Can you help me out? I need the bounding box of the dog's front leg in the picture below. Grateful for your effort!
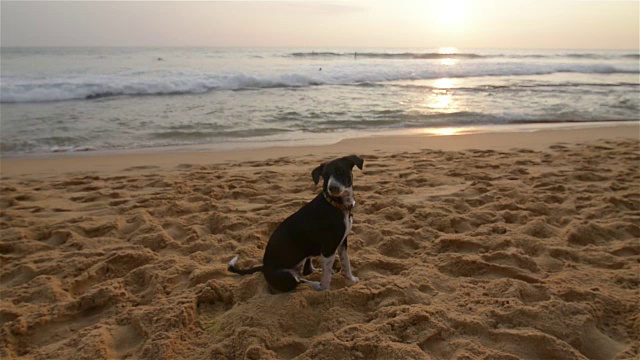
[319,254,336,290]
[339,239,359,282]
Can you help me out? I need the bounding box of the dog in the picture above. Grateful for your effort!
[228,155,364,292]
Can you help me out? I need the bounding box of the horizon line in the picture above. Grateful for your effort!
[1,45,639,52]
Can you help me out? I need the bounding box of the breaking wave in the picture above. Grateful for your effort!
[2,63,637,103]
[289,52,483,59]
[289,51,640,60]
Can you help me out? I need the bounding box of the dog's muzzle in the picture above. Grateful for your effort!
[327,177,356,209]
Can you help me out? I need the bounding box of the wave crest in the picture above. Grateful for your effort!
[290,52,483,59]
[2,64,637,103]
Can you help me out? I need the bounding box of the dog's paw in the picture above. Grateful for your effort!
[308,281,323,291]
[347,275,359,283]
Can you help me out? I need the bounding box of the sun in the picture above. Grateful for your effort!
[437,0,466,30]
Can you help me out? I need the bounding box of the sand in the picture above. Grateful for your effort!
[1,125,639,359]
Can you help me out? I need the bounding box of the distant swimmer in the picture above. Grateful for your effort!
[157,57,164,61]
[319,68,322,71]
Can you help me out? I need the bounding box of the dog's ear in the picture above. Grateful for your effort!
[311,163,325,185]
[344,155,364,170]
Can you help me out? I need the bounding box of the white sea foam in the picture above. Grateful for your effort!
[1,47,638,153]
[1,61,636,103]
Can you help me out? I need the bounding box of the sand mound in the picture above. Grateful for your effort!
[1,138,639,359]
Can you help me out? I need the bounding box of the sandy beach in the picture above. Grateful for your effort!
[1,124,639,359]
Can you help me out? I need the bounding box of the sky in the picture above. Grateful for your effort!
[1,0,639,49]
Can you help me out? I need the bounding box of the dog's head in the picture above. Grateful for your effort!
[312,155,364,209]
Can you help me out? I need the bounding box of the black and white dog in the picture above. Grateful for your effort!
[228,155,364,292]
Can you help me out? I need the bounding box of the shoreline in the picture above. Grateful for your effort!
[1,121,638,178]
[2,120,637,160]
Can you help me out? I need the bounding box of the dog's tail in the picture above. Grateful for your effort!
[228,256,263,275]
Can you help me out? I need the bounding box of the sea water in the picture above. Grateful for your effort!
[1,47,638,153]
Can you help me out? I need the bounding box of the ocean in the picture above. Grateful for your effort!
[1,47,638,154]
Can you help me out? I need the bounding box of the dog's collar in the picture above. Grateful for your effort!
[323,191,353,212]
